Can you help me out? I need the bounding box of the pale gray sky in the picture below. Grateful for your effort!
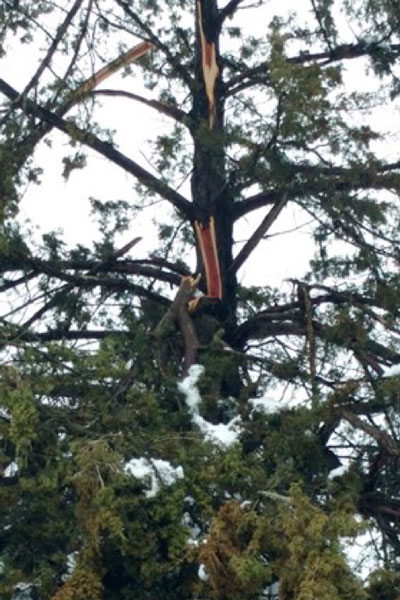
[3,0,398,290]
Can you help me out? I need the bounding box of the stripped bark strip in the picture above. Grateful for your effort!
[197,1,219,128]
[73,41,154,98]
[194,217,222,299]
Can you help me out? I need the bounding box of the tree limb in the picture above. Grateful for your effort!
[225,42,400,94]
[114,0,194,90]
[233,303,400,364]
[0,257,181,286]
[153,275,200,374]
[342,410,400,457]
[29,267,171,305]
[14,0,85,101]
[0,328,129,344]
[0,78,194,219]
[219,0,247,24]
[87,89,189,125]
[233,167,400,219]
[0,271,38,293]
[230,193,288,273]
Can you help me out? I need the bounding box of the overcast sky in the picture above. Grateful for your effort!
[3,0,398,290]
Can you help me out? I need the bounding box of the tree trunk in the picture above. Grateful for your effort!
[191,0,237,328]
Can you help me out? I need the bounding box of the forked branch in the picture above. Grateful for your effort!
[153,276,201,373]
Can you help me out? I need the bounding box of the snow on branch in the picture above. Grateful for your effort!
[178,364,242,447]
[124,457,184,498]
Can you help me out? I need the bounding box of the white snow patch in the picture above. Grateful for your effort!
[249,396,289,415]
[260,581,279,599]
[382,363,400,378]
[124,457,184,498]
[194,414,242,447]
[125,457,151,479]
[0,406,10,420]
[178,364,205,412]
[182,511,201,544]
[66,552,78,573]
[328,464,349,480]
[13,582,33,600]
[198,563,210,582]
[178,365,242,447]
[4,461,18,478]
[61,552,78,582]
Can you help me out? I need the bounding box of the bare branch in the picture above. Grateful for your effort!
[219,0,248,23]
[230,193,288,273]
[87,89,189,124]
[233,299,400,364]
[109,236,142,261]
[0,327,129,344]
[310,0,334,50]
[0,255,183,286]
[55,0,94,101]
[0,271,38,293]
[20,0,85,100]
[31,266,171,305]
[342,410,400,457]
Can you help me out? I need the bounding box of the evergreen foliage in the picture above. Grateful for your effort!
[0,1,400,598]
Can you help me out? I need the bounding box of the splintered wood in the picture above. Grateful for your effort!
[197,1,219,128]
[73,41,154,99]
[194,217,222,299]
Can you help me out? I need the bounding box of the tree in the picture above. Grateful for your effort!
[0,0,400,598]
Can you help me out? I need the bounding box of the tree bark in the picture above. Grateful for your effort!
[191,0,237,325]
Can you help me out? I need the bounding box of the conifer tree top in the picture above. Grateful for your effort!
[0,1,400,598]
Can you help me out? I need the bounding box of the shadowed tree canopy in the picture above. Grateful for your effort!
[1,1,400,598]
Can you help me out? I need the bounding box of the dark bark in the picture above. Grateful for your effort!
[190,0,237,325]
